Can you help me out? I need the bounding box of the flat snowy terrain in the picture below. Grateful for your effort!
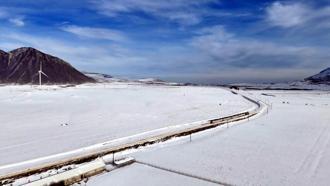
[0,83,251,174]
[89,90,330,186]
[89,163,218,186]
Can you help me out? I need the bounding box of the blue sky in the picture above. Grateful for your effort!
[0,0,329,83]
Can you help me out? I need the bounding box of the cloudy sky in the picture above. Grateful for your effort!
[0,0,329,83]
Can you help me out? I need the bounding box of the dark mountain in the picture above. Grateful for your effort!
[305,67,330,84]
[0,50,9,80]
[0,47,95,84]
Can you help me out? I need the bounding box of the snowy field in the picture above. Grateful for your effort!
[0,83,252,175]
[89,90,330,186]
[89,163,218,186]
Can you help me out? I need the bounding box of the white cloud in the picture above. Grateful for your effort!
[317,6,330,17]
[61,25,128,42]
[266,2,330,28]
[93,0,210,14]
[191,25,330,68]
[159,11,201,26]
[9,17,25,27]
[266,2,309,27]
[0,7,25,26]
[196,25,233,41]
[90,0,216,25]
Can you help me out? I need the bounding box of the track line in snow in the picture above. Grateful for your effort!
[295,122,330,178]
[135,160,232,186]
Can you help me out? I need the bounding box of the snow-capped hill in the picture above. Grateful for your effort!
[0,47,95,84]
[84,72,128,83]
[84,72,112,80]
[137,78,165,83]
[305,67,330,84]
[83,74,182,85]
[137,78,181,86]
[231,80,330,91]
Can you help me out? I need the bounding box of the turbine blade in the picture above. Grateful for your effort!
[41,71,48,78]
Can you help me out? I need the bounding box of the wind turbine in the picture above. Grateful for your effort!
[38,61,48,87]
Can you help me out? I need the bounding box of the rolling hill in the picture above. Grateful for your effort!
[0,47,95,84]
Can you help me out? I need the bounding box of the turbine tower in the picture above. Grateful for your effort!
[38,61,48,86]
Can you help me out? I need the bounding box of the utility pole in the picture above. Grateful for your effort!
[219,103,221,116]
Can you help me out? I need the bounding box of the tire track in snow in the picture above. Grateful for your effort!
[135,160,232,186]
[310,124,330,178]
[295,123,330,178]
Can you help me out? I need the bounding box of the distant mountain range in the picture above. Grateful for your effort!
[0,47,95,84]
[84,72,182,86]
[305,67,330,85]
[229,67,330,91]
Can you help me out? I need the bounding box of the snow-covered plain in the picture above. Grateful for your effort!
[89,163,218,186]
[89,90,330,186]
[0,83,251,175]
